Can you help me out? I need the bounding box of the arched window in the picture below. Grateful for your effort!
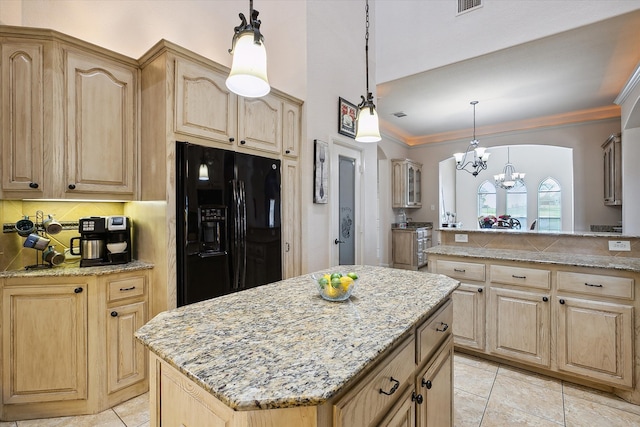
[477,181,496,227]
[537,178,561,231]
[506,181,527,227]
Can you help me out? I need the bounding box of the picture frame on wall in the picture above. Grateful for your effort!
[313,139,329,204]
[338,97,357,138]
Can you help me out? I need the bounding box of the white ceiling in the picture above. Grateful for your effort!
[375,8,640,146]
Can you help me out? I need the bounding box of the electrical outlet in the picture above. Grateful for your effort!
[608,240,631,251]
[455,234,468,243]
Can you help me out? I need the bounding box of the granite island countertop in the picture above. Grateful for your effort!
[135,265,459,411]
[0,259,154,278]
[426,245,640,272]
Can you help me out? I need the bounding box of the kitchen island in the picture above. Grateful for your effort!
[135,265,459,426]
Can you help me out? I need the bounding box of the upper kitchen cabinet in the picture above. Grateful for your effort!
[0,26,139,200]
[392,159,422,208]
[602,133,622,206]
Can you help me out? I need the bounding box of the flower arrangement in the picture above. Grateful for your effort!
[479,215,496,228]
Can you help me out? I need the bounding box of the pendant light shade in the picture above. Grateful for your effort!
[355,0,381,143]
[226,0,270,98]
[198,163,209,181]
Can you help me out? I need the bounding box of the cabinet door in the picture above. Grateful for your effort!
[2,284,88,404]
[557,296,633,388]
[282,159,301,278]
[391,161,405,208]
[282,100,301,158]
[416,336,453,427]
[407,164,416,206]
[1,40,45,195]
[237,94,282,154]
[392,231,416,269]
[175,58,237,144]
[64,48,137,197]
[107,301,147,393]
[377,387,416,427]
[452,283,485,351]
[488,287,550,367]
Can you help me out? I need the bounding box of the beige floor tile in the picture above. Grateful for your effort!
[498,364,563,392]
[564,393,640,427]
[481,403,564,426]
[454,387,486,427]
[112,392,150,427]
[562,381,640,416]
[1,422,17,427]
[454,353,500,374]
[486,375,564,424]
[454,360,497,399]
[16,410,124,427]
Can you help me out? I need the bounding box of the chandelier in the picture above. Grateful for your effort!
[354,0,381,143]
[225,0,270,98]
[494,147,525,189]
[453,101,490,176]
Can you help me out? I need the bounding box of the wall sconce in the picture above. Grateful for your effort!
[226,0,270,98]
[454,101,490,176]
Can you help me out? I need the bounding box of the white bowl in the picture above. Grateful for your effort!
[107,242,127,253]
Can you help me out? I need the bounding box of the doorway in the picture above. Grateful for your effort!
[331,142,362,266]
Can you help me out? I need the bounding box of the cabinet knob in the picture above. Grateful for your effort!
[29,182,39,189]
[240,140,246,145]
[229,137,235,142]
[411,391,424,404]
[542,296,549,302]
[478,288,483,293]
[285,149,291,154]
[421,379,432,389]
[111,311,118,317]
[559,299,566,305]
[74,287,83,293]
[68,184,76,190]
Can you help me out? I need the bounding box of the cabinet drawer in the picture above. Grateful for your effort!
[107,276,146,302]
[557,271,634,300]
[490,265,550,290]
[417,300,452,366]
[334,335,415,427]
[436,260,485,282]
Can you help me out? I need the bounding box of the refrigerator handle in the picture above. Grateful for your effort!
[238,180,247,289]
[231,179,240,290]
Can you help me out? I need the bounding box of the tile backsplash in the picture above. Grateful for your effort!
[0,200,124,271]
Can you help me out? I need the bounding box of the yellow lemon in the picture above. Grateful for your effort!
[339,276,354,293]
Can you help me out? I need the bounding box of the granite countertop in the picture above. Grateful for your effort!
[426,245,640,272]
[135,265,458,411]
[0,260,154,278]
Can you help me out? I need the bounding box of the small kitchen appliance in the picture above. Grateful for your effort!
[70,216,132,267]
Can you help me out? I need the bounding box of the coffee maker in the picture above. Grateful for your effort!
[70,216,132,267]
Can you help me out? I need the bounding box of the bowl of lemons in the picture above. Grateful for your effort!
[312,271,358,301]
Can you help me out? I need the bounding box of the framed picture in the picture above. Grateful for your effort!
[338,97,357,138]
[313,139,329,204]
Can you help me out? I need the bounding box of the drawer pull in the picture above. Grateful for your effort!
[478,288,483,293]
[379,377,399,396]
[120,286,136,291]
[559,299,566,305]
[111,311,118,317]
[584,282,604,288]
[421,379,432,389]
[411,391,423,404]
[453,268,466,273]
[542,296,549,302]
[74,287,83,293]
[436,322,449,332]
[512,275,527,279]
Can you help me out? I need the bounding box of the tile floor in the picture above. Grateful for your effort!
[455,352,640,426]
[4,352,640,426]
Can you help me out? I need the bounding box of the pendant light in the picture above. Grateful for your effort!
[453,101,490,176]
[226,0,270,98]
[494,147,525,189]
[355,0,381,143]
[198,163,209,181]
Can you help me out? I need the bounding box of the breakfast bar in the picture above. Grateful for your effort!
[135,265,459,426]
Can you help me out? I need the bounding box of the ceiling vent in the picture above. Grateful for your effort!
[392,111,407,118]
[457,0,482,14]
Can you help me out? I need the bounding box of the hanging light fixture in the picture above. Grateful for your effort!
[198,162,209,181]
[494,147,525,189]
[226,0,270,98]
[355,0,381,143]
[453,101,490,176]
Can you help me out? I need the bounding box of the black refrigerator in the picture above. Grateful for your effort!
[176,141,282,306]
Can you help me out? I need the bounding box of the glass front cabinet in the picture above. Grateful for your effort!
[392,159,423,208]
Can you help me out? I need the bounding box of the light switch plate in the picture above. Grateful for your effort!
[608,240,631,251]
[455,234,469,243]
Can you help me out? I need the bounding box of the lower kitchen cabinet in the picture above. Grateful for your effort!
[0,268,150,421]
[415,336,453,427]
[452,283,485,351]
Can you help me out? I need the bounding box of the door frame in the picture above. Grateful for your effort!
[330,139,363,266]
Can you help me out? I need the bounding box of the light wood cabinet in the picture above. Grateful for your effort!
[602,133,622,206]
[0,27,139,200]
[392,159,422,208]
[0,269,150,421]
[415,336,453,427]
[282,159,301,279]
[392,227,430,270]
[452,283,485,351]
[2,281,88,405]
[488,287,551,367]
